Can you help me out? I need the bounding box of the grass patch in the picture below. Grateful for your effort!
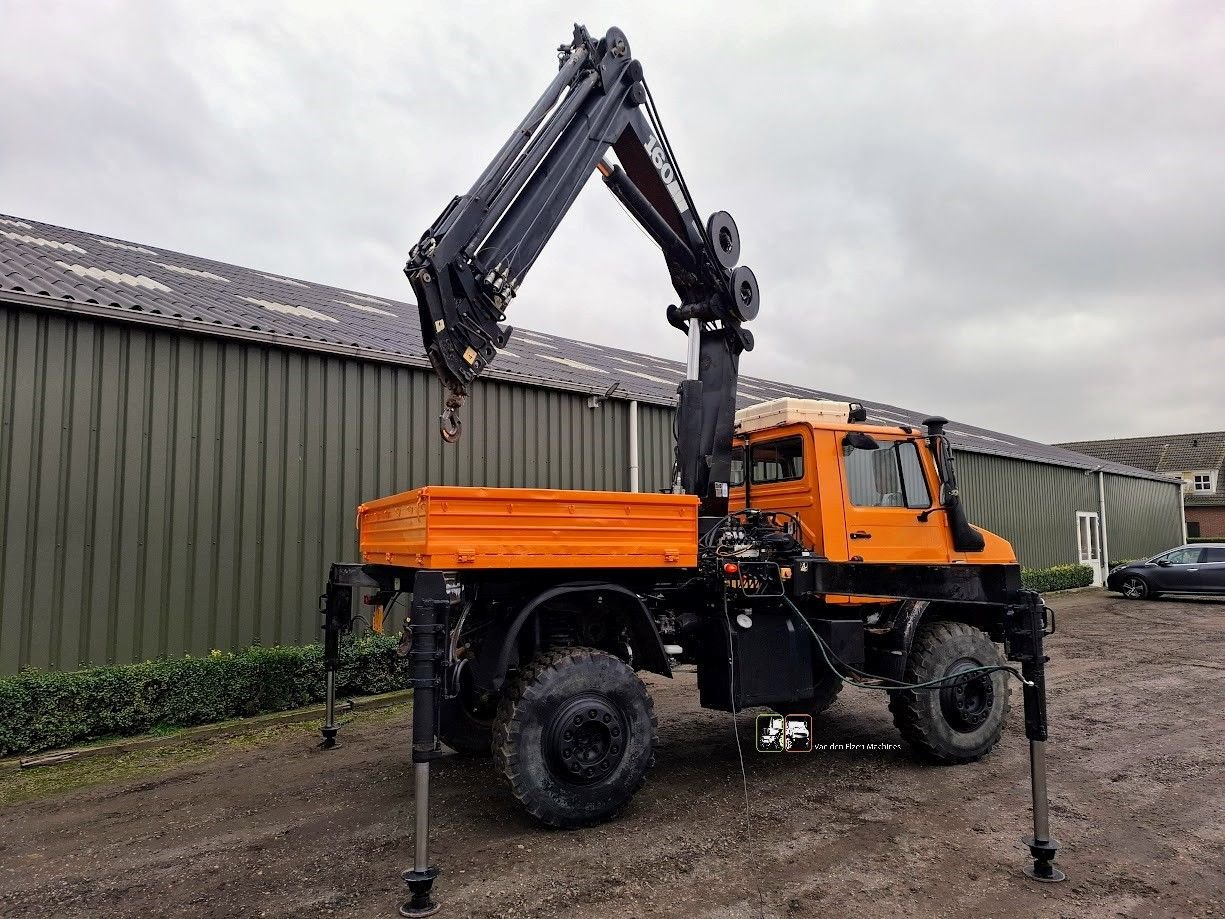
[0,701,410,807]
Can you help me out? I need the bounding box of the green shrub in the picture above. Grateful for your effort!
[0,634,407,757]
[1020,564,1095,593]
[1188,536,1218,543]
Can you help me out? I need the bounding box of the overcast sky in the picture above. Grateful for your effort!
[2,1,1221,443]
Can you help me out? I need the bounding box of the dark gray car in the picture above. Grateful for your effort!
[1106,543,1225,599]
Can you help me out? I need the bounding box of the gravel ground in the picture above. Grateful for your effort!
[1,588,1222,918]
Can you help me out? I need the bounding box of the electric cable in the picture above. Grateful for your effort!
[776,593,1034,692]
[721,592,767,919]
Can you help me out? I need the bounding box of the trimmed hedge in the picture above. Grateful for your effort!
[1020,563,1095,593]
[0,634,407,757]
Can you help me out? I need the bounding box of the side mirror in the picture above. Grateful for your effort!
[1156,559,1171,567]
[842,431,880,451]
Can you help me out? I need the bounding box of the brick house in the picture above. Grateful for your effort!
[1057,431,1225,539]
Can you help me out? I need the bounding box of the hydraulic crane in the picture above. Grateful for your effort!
[319,25,1065,917]
[404,24,758,517]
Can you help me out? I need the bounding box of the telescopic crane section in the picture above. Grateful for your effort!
[403,24,760,516]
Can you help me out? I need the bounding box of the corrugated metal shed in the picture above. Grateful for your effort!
[956,452,1183,569]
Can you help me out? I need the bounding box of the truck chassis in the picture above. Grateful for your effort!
[321,511,1065,915]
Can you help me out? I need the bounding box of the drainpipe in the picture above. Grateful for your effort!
[1181,481,1188,544]
[1097,470,1110,576]
[628,399,639,493]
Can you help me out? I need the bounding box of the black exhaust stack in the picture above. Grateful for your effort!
[923,417,985,553]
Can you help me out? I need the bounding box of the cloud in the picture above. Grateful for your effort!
[1,0,1221,442]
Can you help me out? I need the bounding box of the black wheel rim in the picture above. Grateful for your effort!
[940,658,995,733]
[1123,578,1146,599]
[546,694,628,785]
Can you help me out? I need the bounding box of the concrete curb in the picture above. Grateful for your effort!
[4,689,412,771]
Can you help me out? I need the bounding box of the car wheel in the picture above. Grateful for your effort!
[1121,576,1149,600]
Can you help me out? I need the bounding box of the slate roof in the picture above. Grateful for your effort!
[1058,432,1225,505]
[0,212,1174,483]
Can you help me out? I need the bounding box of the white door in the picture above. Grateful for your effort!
[1076,511,1102,586]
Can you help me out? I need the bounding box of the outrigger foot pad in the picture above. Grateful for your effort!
[318,726,339,750]
[1022,836,1066,883]
[399,867,441,917]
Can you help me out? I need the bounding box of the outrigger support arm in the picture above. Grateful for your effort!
[1004,590,1067,883]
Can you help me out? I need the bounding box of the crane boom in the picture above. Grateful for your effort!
[403,24,760,516]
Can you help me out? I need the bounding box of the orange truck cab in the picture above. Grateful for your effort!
[729,398,1016,569]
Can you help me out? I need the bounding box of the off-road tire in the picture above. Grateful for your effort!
[438,665,497,756]
[493,647,657,829]
[889,621,1011,764]
[1120,576,1150,600]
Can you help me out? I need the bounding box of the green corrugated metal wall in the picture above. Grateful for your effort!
[956,450,1182,569]
[1103,473,1185,564]
[0,308,672,672]
[0,305,1186,673]
[637,402,675,495]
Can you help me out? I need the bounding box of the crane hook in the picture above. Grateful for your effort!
[440,392,466,444]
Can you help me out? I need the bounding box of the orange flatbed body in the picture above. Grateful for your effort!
[358,486,700,569]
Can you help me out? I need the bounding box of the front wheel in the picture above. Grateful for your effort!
[1120,576,1149,600]
[493,647,657,828]
[888,621,1011,764]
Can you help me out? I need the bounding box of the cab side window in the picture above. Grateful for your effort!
[749,437,804,484]
[1203,547,1225,563]
[844,440,931,509]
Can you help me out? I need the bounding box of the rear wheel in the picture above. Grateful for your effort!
[1120,576,1149,600]
[493,647,657,828]
[889,621,1010,764]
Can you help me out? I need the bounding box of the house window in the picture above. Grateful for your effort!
[1193,473,1213,492]
[1188,522,1201,538]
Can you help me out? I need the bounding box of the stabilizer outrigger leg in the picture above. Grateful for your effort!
[318,564,368,749]
[1005,591,1067,883]
[399,570,451,917]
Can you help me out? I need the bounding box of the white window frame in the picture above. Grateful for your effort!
[1180,470,1217,493]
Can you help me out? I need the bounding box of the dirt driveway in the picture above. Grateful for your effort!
[1,589,1222,918]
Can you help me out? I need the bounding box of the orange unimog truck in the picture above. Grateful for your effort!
[318,25,1064,917]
